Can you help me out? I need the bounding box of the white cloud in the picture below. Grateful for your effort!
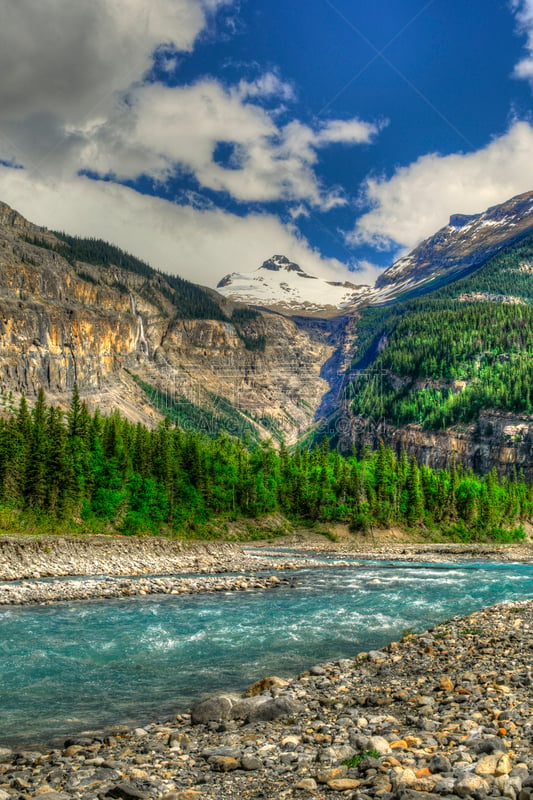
[0,0,381,211]
[316,119,383,145]
[0,167,369,287]
[350,121,533,250]
[236,72,296,102]
[71,80,380,209]
[511,0,533,83]
[0,0,228,169]
[0,0,383,287]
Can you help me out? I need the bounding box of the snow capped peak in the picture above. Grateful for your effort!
[217,255,373,315]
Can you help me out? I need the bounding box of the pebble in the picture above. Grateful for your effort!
[2,543,533,800]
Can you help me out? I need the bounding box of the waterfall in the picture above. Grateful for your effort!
[130,293,148,355]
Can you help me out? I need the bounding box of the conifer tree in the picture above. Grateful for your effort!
[406,456,424,525]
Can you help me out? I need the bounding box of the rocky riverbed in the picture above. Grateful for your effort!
[2,599,533,800]
[0,535,353,604]
[4,536,533,585]
[0,537,264,581]
[0,573,295,605]
[2,535,533,607]
[252,540,533,564]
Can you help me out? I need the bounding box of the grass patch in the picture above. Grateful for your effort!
[461,627,483,636]
[342,749,381,768]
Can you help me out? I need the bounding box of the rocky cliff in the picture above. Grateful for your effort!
[390,411,533,480]
[2,197,533,474]
[0,203,138,397]
[326,410,533,480]
[0,203,334,442]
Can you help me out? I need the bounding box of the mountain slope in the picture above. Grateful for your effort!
[0,203,337,443]
[217,254,372,315]
[320,231,533,476]
[2,191,533,476]
[217,192,533,315]
[374,189,533,301]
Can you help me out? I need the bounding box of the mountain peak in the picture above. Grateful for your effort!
[260,255,303,273]
[0,201,36,232]
[216,256,372,315]
[375,189,533,299]
[449,213,479,228]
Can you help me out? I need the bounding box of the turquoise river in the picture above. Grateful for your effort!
[1,559,532,746]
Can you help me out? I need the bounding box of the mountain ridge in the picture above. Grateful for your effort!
[0,191,532,477]
[0,202,339,444]
[319,226,533,477]
[373,189,533,301]
[215,191,533,315]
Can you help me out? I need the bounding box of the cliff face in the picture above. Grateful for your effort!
[0,208,138,398]
[145,312,334,441]
[392,413,533,479]
[332,411,533,480]
[0,203,333,441]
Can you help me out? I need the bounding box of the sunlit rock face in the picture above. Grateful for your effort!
[0,203,339,441]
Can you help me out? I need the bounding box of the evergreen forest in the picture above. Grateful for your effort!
[0,388,530,542]
[345,235,533,430]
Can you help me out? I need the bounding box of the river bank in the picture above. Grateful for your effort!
[1,533,533,605]
[0,537,263,581]
[1,599,532,800]
[0,535,351,605]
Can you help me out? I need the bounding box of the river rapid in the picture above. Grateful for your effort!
[1,559,533,747]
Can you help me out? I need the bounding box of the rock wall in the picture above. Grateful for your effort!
[0,203,334,441]
[336,410,533,479]
[154,313,332,442]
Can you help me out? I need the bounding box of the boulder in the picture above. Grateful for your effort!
[190,694,238,725]
[244,676,289,696]
[245,697,300,723]
[191,692,299,725]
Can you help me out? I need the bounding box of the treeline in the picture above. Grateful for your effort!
[0,389,530,541]
[347,234,533,430]
[27,232,228,321]
[25,232,267,347]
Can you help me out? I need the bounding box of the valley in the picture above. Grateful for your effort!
[3,5,533,800]
[0,203,337,444]
[0,188,532,492]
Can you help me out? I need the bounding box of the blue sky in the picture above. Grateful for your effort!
[0,0,533,288]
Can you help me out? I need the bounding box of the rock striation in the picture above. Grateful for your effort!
[333,410,533,480]
[0,204,334,442]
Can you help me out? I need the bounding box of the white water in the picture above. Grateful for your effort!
[1,560,532,746]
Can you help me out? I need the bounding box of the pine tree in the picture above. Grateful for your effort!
[24,389,48,509]
[406,456,424,526]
